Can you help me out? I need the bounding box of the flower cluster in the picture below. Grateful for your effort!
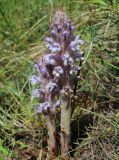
[30,10,84,114]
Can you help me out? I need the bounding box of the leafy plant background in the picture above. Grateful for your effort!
[0,0,119,159]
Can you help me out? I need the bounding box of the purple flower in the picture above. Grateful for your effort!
[53,66,63,77]
[70,65,81,75]
[44,54,56,66]
[70,25,74,32]
[51,30,56,36]
[43,102,51,110]
[36,102,51,113]
[75,35,84,44]
[62,30,70,38]
[62,54,69,66]
[70,35,83,51]
[34,63,47,77]
[62,54,74,66]
[57,25,62,32]
[72,51,83,62]
[32,89,41,99]
[36,105,43,113]
[45,37,61,52]
[63,21,70,28]
[46,81,57,92]
[45,37,53,43]
[29,75,40,85]
[48,42,61,52]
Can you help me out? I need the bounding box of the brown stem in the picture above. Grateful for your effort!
[45,115,56,159]
[61,96,71,159]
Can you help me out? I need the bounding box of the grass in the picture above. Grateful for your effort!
[0,0,119,159]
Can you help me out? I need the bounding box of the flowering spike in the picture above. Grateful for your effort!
[30,10,84,158]
[30,10,84,122]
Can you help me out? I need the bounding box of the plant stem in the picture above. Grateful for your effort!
[61,96,71,159]
[45,115,56,159]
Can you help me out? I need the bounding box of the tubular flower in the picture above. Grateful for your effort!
[29,75,40,85]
